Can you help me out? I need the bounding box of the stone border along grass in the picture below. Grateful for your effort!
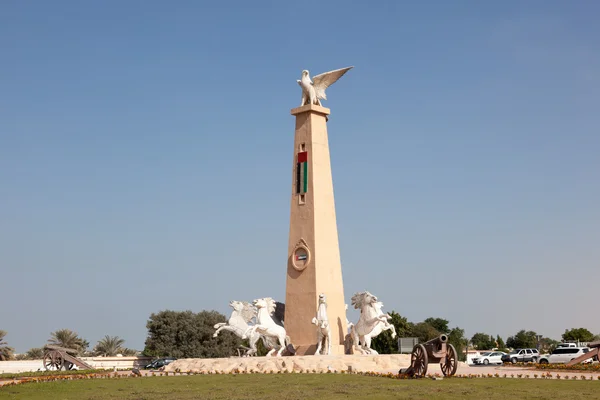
[1,371,118,387]
[0,368,131,380]
[2,368,600,388]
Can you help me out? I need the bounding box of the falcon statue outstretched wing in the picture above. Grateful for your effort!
[312,66,354,101]
[297,66,353,107]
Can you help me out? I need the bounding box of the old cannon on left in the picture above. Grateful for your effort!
[43,345,93,371]
[399,334,459,378]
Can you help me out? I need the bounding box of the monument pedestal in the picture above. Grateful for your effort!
[284,104,347,356]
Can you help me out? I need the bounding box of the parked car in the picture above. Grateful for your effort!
[538,347,591,364]
[472,351,507,365]
[501,348,540,364]
[470,352,491,365]
[144,358,177,369]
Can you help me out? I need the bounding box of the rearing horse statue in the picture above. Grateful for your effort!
[213,300,263,356]
[350,291,391,354]
[358,301,396,354]
[243,297,290,357]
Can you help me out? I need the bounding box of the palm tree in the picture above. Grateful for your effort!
[79,339,91,356]
[26,347,44,359]
[0,330,15,361]
[119,347,138,356]
[48,329,88,355]
[94,335,125,357]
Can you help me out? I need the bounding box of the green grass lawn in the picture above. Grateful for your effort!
[1,374,599,400]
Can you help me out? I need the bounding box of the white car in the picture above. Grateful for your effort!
[473,351,506,365]
[539,347,591,364]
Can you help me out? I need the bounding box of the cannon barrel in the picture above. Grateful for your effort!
[44,344,79,355]
[424,334,448,346]
[588,340,600,349]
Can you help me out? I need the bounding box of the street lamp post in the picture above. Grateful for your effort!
[536,334,543,351]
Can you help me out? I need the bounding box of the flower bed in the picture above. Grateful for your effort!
[0,368,123,380]
[535,363,600,372]
[359,370,600,381]
[1,371,127,387]
[501,361,600,372]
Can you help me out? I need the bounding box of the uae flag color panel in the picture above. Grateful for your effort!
[296,151,308,194]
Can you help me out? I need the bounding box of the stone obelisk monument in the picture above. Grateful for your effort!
[284,67,352,355]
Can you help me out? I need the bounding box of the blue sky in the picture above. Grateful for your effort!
[1,1,599,353]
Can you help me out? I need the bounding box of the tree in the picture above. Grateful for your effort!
[371,311,411,354]
[496,335,506,350]
[562,328,595,343]
[410,322,440,343]
[539,337,559,353]
[0,330,15,361]
[423,318,449,334]
[448,327,466,362]
[26,347,44,360]
[143,310,241,358]
[119,348,139,356]
[94,335,126,357]
[471,333,496,350]
[506,330,538,349]
[80,339,91,356]
[16,348,45,360]
[48,329,88,356]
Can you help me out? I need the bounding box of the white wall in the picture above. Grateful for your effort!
[0,360,44,373]
[0,357,152,373]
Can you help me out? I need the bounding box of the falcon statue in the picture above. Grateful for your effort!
[297,66,353,107]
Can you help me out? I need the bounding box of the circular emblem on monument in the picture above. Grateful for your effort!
[291,239,311,271]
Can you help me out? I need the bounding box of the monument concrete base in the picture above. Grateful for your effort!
[165,354,412,375]
[292,344,346,356]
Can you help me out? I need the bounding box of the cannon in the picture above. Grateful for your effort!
[43,345,93,371]
[399,334,458,378]
[566,340,600,366]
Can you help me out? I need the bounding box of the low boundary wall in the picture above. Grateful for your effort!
[0,357,152,373]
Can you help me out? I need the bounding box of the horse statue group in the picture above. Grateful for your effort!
[213,298,291,357]
[214,290,396,356]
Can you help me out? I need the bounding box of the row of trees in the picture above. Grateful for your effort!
[470,328,600,353]
[0,329,138,360]
[142,309,600,360]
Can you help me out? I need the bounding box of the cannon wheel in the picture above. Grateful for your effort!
[411,344,428,377]
[440,344,458,376]
[43,350,64,371]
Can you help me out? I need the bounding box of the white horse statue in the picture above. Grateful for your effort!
[350,291,391,355]
[358,301,396,354]
[244,297,290,357]
[213,300,282,357]
[311,293,331,355]
[213,300,260,356]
